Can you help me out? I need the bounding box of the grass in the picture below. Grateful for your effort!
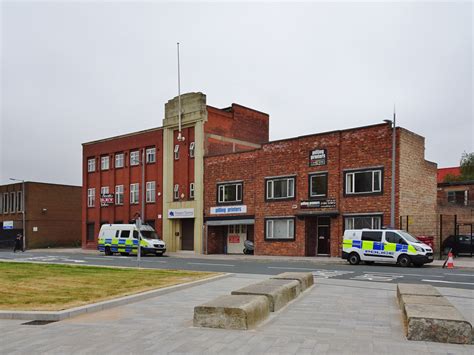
[0,262,218,311]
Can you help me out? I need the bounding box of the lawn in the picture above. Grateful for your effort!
[0,262,218,311]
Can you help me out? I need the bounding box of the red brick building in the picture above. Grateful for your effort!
[83,92,437,257]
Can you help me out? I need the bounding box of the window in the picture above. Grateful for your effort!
[115,153,124,168]
[265,218,295,240]
[86,223,95,242]
[361,231,382,242]
[447,191,468,206]
[146,181,156,203]
[190,183,195,199]
[385,231,407,244]
[101,156,109,170]
[133,231,139,239]
[174,184,179,200]
[115,185,124,205]
[120,230,130,238]
[309,173,328,198]
[87,158,95,172]
[174,145,180,160]
[345,169,382,195]
[146,147,156,163]
[344,215,382,230]
[189,142,195,158]
[10,192,16,213]
[130,151,140,166]
[87,188,95,207]
[130,183,139,204]
[17,191,23,212]
[266,177,295,200]
[2,193,8,214]
[218,182,242,203]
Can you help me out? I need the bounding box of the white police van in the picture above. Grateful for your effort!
[342,229,434,267]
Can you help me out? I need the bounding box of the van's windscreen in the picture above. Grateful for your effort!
[399,231,420,243]
[141,230,159,240]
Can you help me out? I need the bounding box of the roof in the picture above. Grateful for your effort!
[437,167,461,183]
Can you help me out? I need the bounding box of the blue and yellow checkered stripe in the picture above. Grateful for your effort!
[343,239,416,253]
[98,238,145,253]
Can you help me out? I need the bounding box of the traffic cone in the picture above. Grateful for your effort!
[447,251,454,269]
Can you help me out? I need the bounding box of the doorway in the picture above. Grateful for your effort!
[317,217,330,255]
[181,219,194,250]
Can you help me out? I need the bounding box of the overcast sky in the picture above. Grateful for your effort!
[1,1,472,186]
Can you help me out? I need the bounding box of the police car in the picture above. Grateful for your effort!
[97,224,166,256]
[342,229,434,267]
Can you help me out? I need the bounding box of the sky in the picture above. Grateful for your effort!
[1,0,472,186]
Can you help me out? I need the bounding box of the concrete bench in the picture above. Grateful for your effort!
[193,295,269,330]
[231,279,300,312]
[270,272,314,291]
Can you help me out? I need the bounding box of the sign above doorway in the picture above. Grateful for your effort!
[168,208,194,219]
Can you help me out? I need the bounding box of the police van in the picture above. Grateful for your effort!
[97,224,166,256]
[342,229,433,267]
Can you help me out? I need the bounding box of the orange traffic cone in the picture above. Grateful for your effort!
[447,251,454,269]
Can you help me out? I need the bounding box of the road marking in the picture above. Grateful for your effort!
[20,256,86,263]
[443,273,474,277]
[268,266,316,271]
[422,279,474,286]
[187,262,235,267]
[140,260,167,263]
[351,273,404,282]
[313,270,354,279]
[366,271,443,278]
[85,257,114,261]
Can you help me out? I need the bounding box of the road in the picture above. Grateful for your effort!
[1,249,473,290]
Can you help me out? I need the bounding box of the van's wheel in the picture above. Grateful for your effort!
[104,247,112,256]
[348,252,360,265]
[120,252,129,256]
[398,254,411,267]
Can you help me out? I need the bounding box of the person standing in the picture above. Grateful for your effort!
[13,233,24,253]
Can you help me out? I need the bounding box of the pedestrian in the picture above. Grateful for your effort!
[13,233,23,253]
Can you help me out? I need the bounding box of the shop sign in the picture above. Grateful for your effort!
[309,148,327,167]
[2,221,13,230]
[100,194,114,206]
[300,199,336,209]
[210,205,247,215]
[168,208,194,219]
[228,235,240,243]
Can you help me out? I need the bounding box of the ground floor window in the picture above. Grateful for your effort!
[265,218,295,240]
[86,223,95,242]
[344,215,382,230]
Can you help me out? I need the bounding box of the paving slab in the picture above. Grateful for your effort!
[231,279,300,311]
[193,294,269,330]
[399,294,453,310]
[270,272,314,291]
[397,283,441,302]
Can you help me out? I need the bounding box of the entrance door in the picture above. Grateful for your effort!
[316,217,330,255]
[227,225,247,254]
[181,219,194,250]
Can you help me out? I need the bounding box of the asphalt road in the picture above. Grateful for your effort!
[1,250,473,290]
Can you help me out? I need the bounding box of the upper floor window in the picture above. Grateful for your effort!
[266,176,295,200]
[115,153,124,168]
[115,185,124,205]
[190,182,195,200]
[130,183,139,204]
[87,188,95,208]
[87,158,95,172]
[174,145,180,160]
[2,193,8,214]
[101,156,109,170]
[345,169,382,195]
[447,190,468,206]
[10,192,16,213]
[189,142,195,158]
[174,184,179,200]
[309,173,328,198]
[218,182,242,204]
[130,151,140,166]
[16,191,23,212]
[146,148,156,164]
[146,181,156,203]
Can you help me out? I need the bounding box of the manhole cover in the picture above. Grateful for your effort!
[22,320,57,326]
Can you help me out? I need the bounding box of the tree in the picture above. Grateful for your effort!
[460,152,474,181]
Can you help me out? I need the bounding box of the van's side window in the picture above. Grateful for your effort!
[385,232,407,244]
[361,231,382,242]
[133,231,139,239]
[121,230,130,238]
[115,230,120,238]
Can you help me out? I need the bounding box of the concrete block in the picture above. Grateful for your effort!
[270,272,314,291]
[399,294,452,312]
[397,283,441,301]
[193,295,269,330]
[404,303,472,344]
[231,279,300,311]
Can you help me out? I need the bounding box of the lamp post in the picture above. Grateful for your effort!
[9,178,26,250]
[384,109,396,228]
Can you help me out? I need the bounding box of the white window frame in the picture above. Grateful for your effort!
[130,151,140,166]
[10,192,16,213]
[146,147,156,164]
[101,156,109,170]
[17,191,23,212]
[146,181,156,203]
[190,182,195,199]
[266,177,295,200]
[130,183,139,204]
[189,142,195,158]
[87,188,95,208]
[218,183,242,203]
[174,184,179,200]
[345,169,382,195]
[344,215,382,230]
[174,145,180,160]
[2,193,8,214]
[265,218,295,240]
[309,173,328,198]
[115,153,124,168]
[87,158,95,172]
[115,185,124,205]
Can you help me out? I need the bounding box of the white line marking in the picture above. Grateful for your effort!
[365,271,443,278]
[443,273,474,277]
[187,262,235,267]
[268,266,316,271]
[85,257,114,261]
[422,279,474,286]
[141,260,167,263]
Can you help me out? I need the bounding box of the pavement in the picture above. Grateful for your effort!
[0,273,472,354]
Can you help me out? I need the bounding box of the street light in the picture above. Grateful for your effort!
[384,109,396,228]
[9,178,26,250]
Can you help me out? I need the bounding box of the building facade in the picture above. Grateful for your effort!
[0,182,81,249]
